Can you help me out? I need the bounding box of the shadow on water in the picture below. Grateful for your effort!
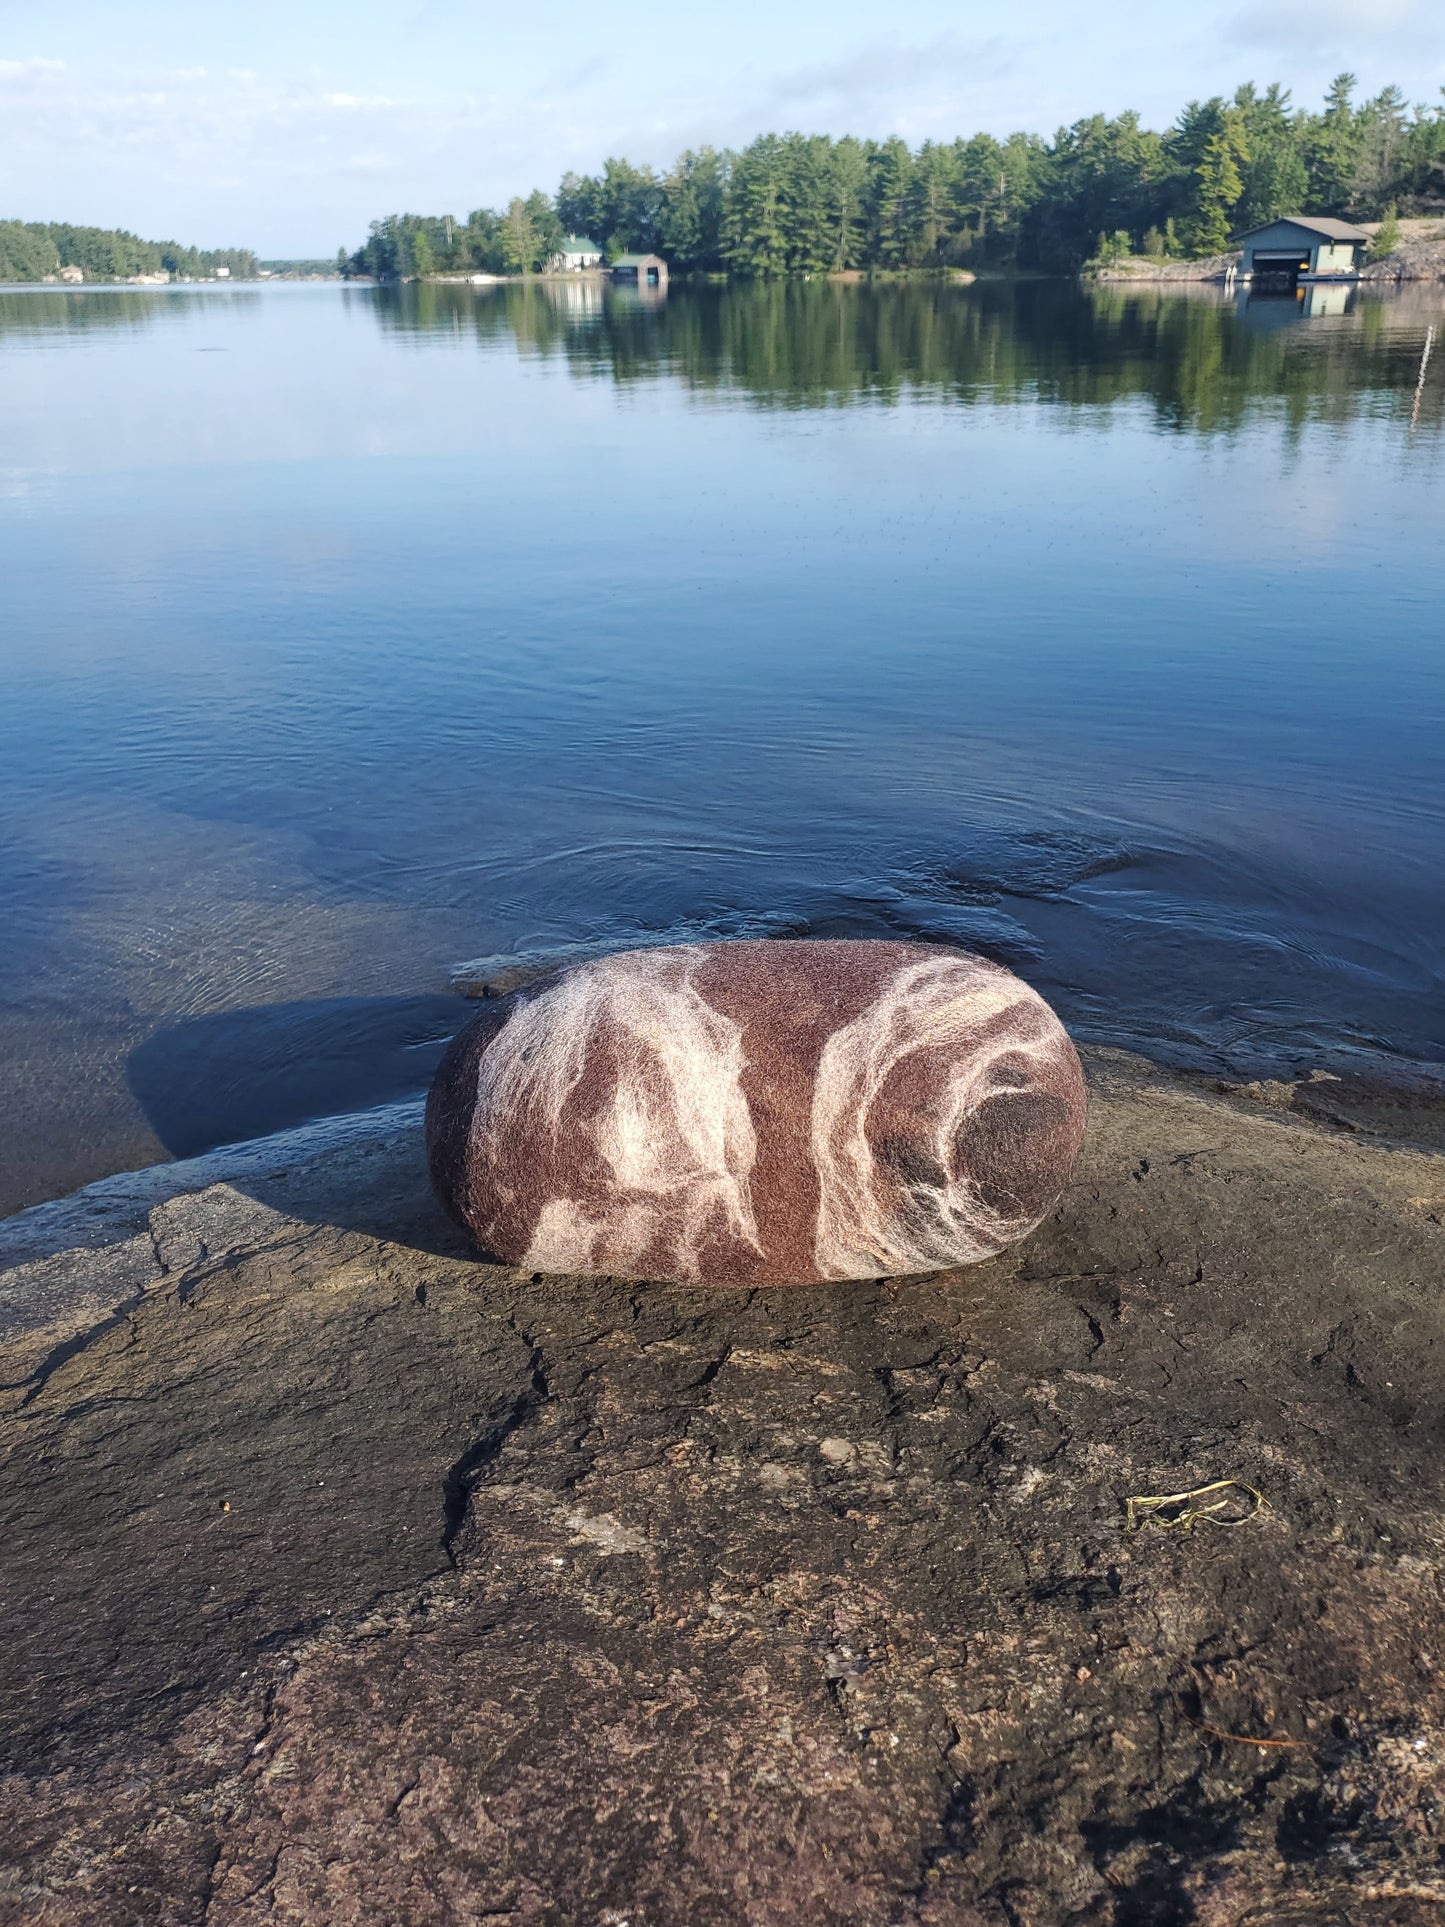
[126,993,463,1160]
[121,992,476,1252]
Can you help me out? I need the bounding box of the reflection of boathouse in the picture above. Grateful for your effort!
[1239,281,1356,326]
[1234,217,1368,291]
[610,253,668,288]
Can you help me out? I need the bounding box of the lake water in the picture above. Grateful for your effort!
[2,277,1443,1215]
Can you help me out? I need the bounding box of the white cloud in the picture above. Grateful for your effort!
[0,51,748,252]
[579,34,1035,181]
[706,35,1018,143]
[0,56,66,80]
[340,151,399,176]
[0,32,1028,255]
[1228,0,1434,53]
[0,59,524,250]
[0,37,1056,254]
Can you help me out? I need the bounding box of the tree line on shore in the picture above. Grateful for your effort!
[346,74,1444,280]
[0,222,257,284]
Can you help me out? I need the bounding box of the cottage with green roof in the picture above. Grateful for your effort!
[549,236,604,272]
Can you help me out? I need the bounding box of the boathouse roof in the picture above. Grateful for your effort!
[1232,216,1370,244]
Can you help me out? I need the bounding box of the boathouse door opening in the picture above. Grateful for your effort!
[1250,252,1311,293]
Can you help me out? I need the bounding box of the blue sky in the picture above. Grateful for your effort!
[2,0,1440,255]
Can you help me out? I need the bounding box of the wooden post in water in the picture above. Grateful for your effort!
[1411,325,1435,433]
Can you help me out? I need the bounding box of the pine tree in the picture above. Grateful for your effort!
[525,190,562,267]
[1353,87,1408,213]
[464,209,504,273]
[1306,72,1360,210]
[953,134,1005,255]
[338,70,1436,288]
[1370,200,1401,259]
[499,199,537,274]
[599,158,663,252]
[907,142,956,265]
[659,148,730,271]
[556,172,605,242]
[1234,83,1309,227]
[1189,116,1247,256]
[723,136,788,276]
[827,138,869,271]
[867,139,917,268]
[780,135,837,273]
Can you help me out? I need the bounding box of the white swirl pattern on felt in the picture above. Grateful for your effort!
[466,947,762,1277]
[810,953,1071,1278]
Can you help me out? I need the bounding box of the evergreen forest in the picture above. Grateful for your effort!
[0,222,257,284]
[345,75,1445,279]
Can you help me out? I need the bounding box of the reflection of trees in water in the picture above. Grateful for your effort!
[372,279,1445,436]
[0,289,261,341]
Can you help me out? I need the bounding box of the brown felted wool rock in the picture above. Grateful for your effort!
[426,938,1086,1286]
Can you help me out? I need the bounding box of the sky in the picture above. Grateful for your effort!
[2,0,1442,257]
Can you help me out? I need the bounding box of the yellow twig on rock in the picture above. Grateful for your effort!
[1125,1479,1265,1534]
[1188,1715,1302,1749]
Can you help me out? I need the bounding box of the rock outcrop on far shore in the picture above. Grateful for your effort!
[1089,219,1445,284]
[1086,252,1240,282]
[1361,232,1445,281]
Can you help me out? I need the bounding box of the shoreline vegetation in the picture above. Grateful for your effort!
[344,74,1445,283]
[0,221,257,285]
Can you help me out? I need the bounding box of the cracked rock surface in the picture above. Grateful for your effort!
[2,1049,1445,1925]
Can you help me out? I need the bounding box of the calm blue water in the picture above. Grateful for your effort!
[2,278,1442,1212]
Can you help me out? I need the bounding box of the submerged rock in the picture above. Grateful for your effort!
[426,938,1086,1285]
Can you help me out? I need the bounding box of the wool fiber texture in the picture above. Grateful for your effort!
[426,939,1086,1285]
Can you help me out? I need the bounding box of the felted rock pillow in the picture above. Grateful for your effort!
[426,938,1085,1286]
